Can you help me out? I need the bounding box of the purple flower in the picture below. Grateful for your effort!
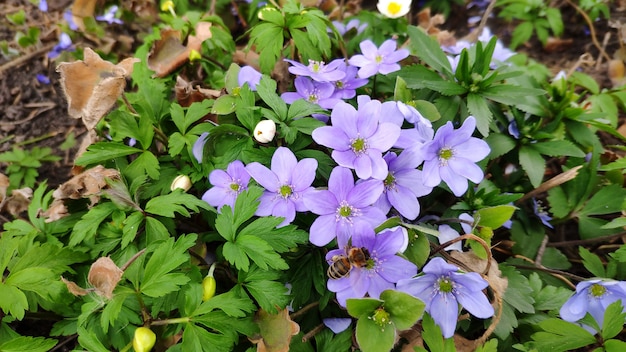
[281,76,342,110]
[312,99,401,180]
[39,0,48,12]
[323,318,351,333]
[64,11,79,30]
[202,160,250,212]
[532,198,553,228]
[330,62,369,100]
[327,226,417,306]
[193,132,210,163]
[348,39,409,78]
[393,102,434,149]
[436,213,473,251]
[238,66,262,91]
[303,166,386,247]
[284,58,346,82]
[96,5,123,25]
[560,279,626,327]
[48,33,74,59]
[36,74,50,85]
[397,257,494,338]
[421,116,490,196]
[374,149,432,220]
[245,147,317,227]
[333,19,367,36]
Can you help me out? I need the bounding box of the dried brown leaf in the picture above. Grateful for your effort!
[175,76,221,107]
[88,257,124,299]
[52,165,121,203]
[57,47,140,130]
[0,173,9,203]
[61,276,90,296]
[71,0,97,31]
[250,308,300,352]
[2,188,33,217]
[42,199,69,223]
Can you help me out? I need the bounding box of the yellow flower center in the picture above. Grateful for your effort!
[387,2,402,16]
[438,277,454,293]
[279,184,293,198]
[590,283,607,298]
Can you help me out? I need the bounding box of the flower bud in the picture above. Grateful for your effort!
[160,0,176,16]
[189,49,201,62]
[253,120,276,143]
[170,175,192,192]
[202,263,216,302]
[132,327,156,352]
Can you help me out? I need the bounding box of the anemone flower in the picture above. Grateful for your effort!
[245,147,317,227]
[202,160,250,212]
[396,257,494,338]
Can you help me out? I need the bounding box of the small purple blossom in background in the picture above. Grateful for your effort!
[202,160,250,212]
[323,318,351,333]
[39,0,48,12]
[281,76,342,110]
[532,198,553,228]
[443,28,514,69]
[332,18,367,36]
[36,74,50,85]
[245,147,318,227]
[238,66,262,91]
[330,62,368,100]
[192,132,210,163]
[397,257,494,338]
[96,5,123,25]
[48,33,74,59]
[284,58,346,82]
[64,11,79,30]
[303,166,386,247]
[394,101,434,149]
[327,226,417,306]
[348,39,409,78]
[374,149,432,220]
[312,99,400,180]
[560,279,626,328]
[437,225,463,251]
[421,116,490,196]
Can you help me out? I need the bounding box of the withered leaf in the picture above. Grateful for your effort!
[88,257,124,299]
[175,75,221,108]
[0,173,9,203]
[70,0,97,31]
[57,47,140,130]
[52,165,121,202]
[1,187,33,217]
[61,276,91,296]
[250,308,300,352]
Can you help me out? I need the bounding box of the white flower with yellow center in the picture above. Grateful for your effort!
[377,0,411,19]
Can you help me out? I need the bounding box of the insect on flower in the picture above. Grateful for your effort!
[327,247,370,279]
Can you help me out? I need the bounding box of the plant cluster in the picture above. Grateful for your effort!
[1,0,626,351]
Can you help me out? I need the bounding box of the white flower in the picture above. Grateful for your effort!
[377,0,411,19]
[170,175,192,192]
[253,119,277,143]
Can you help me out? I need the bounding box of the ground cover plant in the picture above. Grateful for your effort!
[1,0,626,351]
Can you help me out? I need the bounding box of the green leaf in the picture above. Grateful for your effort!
[145,190,212,218]
[346,298,383,318]
[500,265,535,314]
[239,218,308,253]
[126,151,160,180]
[192,290,255,318]
[75,142,140,166]
[215,187,263,242]
[421,313,456,352]
[0,336,58,352]
[605,339,626,352]
[181,322,233,352]
[602,300,626,340]
[141,234,196,297]
[289,117,326,136]
[0,282,28,319]
[466,93,492,136]
[519,145,545,188]
[531,318,596,352]
[76,327,110,352]
[355,314,395,352]
[531,140,585,158]
[406,26,453,76]
[602,216,626,229]
[380,290,424,330]
[234,235,289,271]
[403,228,430,269]
[413,100,441,122]
[485,133,516,158]
[400,65,467,95]
[240,266,290,312]
[212,95,237,115]
[257,76,287,120]
[249,23,284,74]
[69,202,117,247]
[475,205,517,229]
[510,21,534,50]
[599,157,626,171]
[580,184,626,216]
[579,246,606,277]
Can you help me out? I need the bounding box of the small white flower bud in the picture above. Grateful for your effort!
[253,119,276,143]
[170,175,192,192]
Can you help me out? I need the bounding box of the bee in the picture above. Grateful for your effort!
[327,247,371,280]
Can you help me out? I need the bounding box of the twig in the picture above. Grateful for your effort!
[563,0,611,63]
[120,248,147,271]
[534,234,549,266]
[596,31,612,70]
[513,255,579,288]
[0,103,55,126]
[431,233,493,275]
[516,165,583,204]
[301,323,325,342]
[290,301,319,320]
[0,43,56,76]
[466,0,498,43]
[547,231,626,247]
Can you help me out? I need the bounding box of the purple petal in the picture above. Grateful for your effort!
[310,215,338,246]
[387,185,420,220]
[313,126,351,151]
[353,155,373,179]
[304,190,338,215]
[368,123,401,152]
[271,147,298,181]
[439,165,469,196]
[347,179,384,207]
[448,159,484,184]
[246,162,280,191]
[291,158,317,190]
[323,318,352,333]
[430,293,459,338]
[378,40,397,55]
[333,149,358,170]
[454,286,494,319]
[328,166,355,200]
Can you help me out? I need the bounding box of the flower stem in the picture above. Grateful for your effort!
[151,316,191,326]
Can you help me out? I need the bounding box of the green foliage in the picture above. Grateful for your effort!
[496,0,564,49]
[0,146,61,190]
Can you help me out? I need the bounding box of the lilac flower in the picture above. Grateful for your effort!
[393,102,434,149]
[202,160,250,212]
[374,149,432,220]
[36,74,50,85]
[323,318,351,333]
[245,147,317,227]
[284,58,346,82]
[193,132,210,163]
[532,198,553,229]
[48,33,74,59]
[64,11,79,30]
[436,213,473,251]
[330,62,369,100]
[327,226,418,306]
[397,257,494,338]
[348,39,409,78]
[421,116,490,196]
[96,5,123,25]
[333,19,367,36]
[443,28,514,69]
[312,99,401,180]
[303,166,386,247]
[281,76,342,110]
[238,66,262,91]
[560,279,626,327]
[39,0,48,12]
